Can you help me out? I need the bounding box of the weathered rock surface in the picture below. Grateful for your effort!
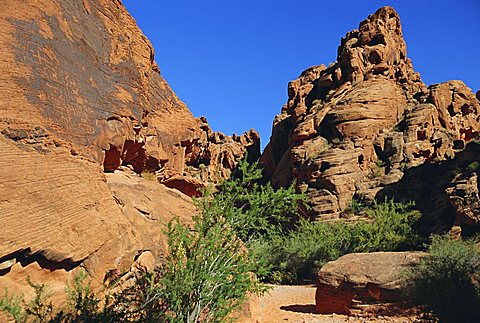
[316,252,426,315]
[0,0,257,297]
[0,0,259,180]
[105,169,195,258]
[0,140,195,298]
[261,6,480,233]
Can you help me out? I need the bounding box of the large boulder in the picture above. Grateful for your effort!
[316,252,426,315]
[261,6,480,234]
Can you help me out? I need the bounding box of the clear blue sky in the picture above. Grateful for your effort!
[123,0,480,149]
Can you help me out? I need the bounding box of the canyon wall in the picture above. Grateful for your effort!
[0,0,258,297]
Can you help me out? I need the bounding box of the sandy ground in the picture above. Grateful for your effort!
[242,285,420,323]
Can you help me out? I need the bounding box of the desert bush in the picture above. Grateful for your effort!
[114,192,266,322]
[251,199,423,284]
[403,235,480,323]
[55,271,120,322]
[352,199,423,252]
[0,289,25,322]
[260,219,353,284]
[154,201,266,322]
[213,157,307,241]
[207,157,422,285]
[0,277,55,323]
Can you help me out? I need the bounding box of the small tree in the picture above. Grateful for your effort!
[352,199,423,252]
[156,191,265,322]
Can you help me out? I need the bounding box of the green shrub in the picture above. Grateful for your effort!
[114,191,267,321]
[25,278,55,322]
[0,278,54,323]
[214,157,307,241]
[203,157,308,284]
[353,199,423,252]
[250,199,423,284]
[210,156,423,285]
[156,203,266,322]
[57,270,119,322]
[259,219,353,284]
[0,288,27,322]
[403,235,480,323]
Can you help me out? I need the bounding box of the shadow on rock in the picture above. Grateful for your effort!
[376,142,480,236]
[280,304,317,314]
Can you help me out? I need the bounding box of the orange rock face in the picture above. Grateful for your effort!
[0,0,258,297]
[261,6,480,231]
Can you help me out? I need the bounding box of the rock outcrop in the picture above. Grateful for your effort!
[261,6,480,233]
[316,252,426,315]
[0,0,258,297]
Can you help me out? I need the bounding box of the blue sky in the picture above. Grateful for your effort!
[123,0,480,149]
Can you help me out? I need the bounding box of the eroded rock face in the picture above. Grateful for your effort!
[0,0,257,297]
[261,6,480,232]
[160,126,260,197]
[316,252,426,315]
[0,0,259,178]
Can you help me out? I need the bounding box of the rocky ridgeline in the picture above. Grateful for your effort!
[262,6,480,234]
[0,0,257,298]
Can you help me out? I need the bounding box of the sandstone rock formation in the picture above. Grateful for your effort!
[261,6,480,233]
[316,252,426,315]
[0,0,258,297]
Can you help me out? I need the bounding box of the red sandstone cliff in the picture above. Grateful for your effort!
[0,0,258,297]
